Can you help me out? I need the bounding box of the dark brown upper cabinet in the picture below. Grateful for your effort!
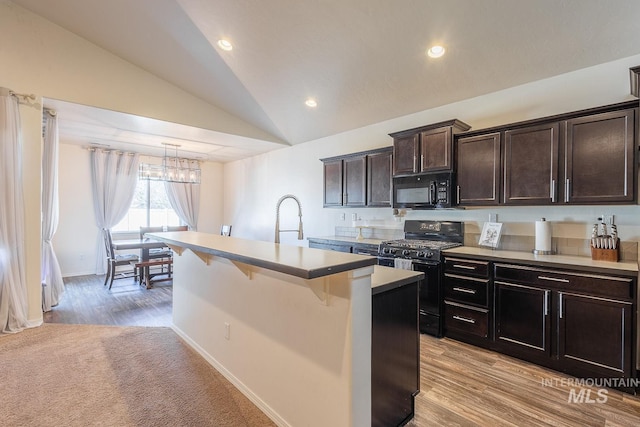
[343,155,367,207]
[367,149,392,207]
[504,123,559,205]
[321,147,392,208]
[454,100,637,207]
[456,132,501,206]
[390,120,470,176]
[564,108,635,204]
[323,158,343,207]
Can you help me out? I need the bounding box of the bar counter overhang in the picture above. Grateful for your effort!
[149,230,379,427]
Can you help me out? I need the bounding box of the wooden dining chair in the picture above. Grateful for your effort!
[103,229,140,290]
[220,225,232,236]
[139,226,172,275]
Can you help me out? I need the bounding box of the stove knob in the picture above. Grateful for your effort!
[425,251,434,258]
[402,249,410,256]
[389,248,397,255]
[417,251,425,258]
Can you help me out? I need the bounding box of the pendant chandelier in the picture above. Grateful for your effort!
[138,143,201,184]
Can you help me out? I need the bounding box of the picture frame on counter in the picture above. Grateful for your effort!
[479,222,503,249]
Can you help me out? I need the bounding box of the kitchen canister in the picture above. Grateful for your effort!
[533,218,554,255]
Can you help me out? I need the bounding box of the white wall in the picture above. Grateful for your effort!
[224,55,640,259]
[0,0,233,288]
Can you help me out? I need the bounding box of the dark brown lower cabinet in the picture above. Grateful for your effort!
[372,281,419,427]
[558,292,633,379]
[444,257,637,393]
[495,281,551,359]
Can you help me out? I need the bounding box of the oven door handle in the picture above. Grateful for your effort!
[411,260,440,267]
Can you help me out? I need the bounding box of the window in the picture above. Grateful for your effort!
[112,180,181,232]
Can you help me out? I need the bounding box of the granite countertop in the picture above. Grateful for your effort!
[443,246,638,277]
[149,231,377,280]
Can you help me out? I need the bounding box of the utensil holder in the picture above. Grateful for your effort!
[590,239,619,262]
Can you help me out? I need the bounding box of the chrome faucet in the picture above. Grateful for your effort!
[275,194,303,243]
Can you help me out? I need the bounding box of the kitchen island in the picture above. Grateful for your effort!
[149,231,422,427]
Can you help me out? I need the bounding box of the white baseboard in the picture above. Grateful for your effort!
[171,324,289,427]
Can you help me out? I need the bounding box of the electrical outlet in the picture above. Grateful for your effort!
[340,213,345,221]
[224,322,230,340]
[603,214,615,225]
[488,213,498,222]
[351,213,357,221]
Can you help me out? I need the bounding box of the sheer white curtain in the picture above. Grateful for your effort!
[90,149,139,274]
[164,159,201,230]
[0,88,29,333]
[41,111,65,312]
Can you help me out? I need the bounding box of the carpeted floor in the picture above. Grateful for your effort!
[0,323,275,426]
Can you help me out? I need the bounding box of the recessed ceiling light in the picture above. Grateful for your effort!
[427,45,446,58]
[217,39,233,51]
[305,98,318,108]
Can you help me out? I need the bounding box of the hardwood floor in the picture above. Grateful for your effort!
[409,337,640,427]
[46,277,640,426]
[44,274,172,327]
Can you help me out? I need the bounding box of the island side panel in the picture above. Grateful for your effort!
[171,249,373,427]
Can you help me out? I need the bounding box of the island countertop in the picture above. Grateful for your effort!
[149,231,377,280]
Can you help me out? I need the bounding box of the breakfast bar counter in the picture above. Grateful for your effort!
[149,231,420,427]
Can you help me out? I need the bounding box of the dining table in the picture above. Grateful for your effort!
[111,238,171,287]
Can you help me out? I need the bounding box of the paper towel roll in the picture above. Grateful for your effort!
[535,219,552,252]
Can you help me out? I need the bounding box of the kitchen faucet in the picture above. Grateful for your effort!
[275,194,303,243]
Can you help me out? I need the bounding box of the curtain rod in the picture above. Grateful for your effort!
[44,107,57,117]
[0,87,41,109]
[83,145,202,162]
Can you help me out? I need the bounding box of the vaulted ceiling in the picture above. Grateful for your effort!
[13,0,640,161]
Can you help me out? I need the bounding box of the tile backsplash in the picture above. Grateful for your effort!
[466,232,637,261]
[335,225,637,261]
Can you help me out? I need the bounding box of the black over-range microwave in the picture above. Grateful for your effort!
[392,172,454,209]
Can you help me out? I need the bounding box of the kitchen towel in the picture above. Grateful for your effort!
[535,219,552,252]
[394,258,413,270]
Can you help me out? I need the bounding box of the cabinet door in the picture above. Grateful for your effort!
[504,123,559,204]
[558,292,632,378]
[564,109,635,204]
[495,281,551,357]
[367,150,392,207]
[393,134,419,176]
[323,159,343,207]
[372,282,419,427]
[420,127,452,172]
[456,133,501,205]
[343,156,366,206]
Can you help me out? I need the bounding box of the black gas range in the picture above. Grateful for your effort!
[378,220,464,337]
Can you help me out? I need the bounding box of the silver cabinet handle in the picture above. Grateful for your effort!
[456,185,461,204]
[453,315,476,324]
[453,264,476,270]
[453,287,476,294]
[550,179,556,203]
[538,275,569,283]
[544,290,549,316]
[565,179,570,203]
[421,154,424,171]
[559,292,564,319]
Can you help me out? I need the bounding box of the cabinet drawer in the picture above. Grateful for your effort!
[444,301,489,338]
[444,257,490,278]
[494,264,633,300]
[444,274,489,307]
